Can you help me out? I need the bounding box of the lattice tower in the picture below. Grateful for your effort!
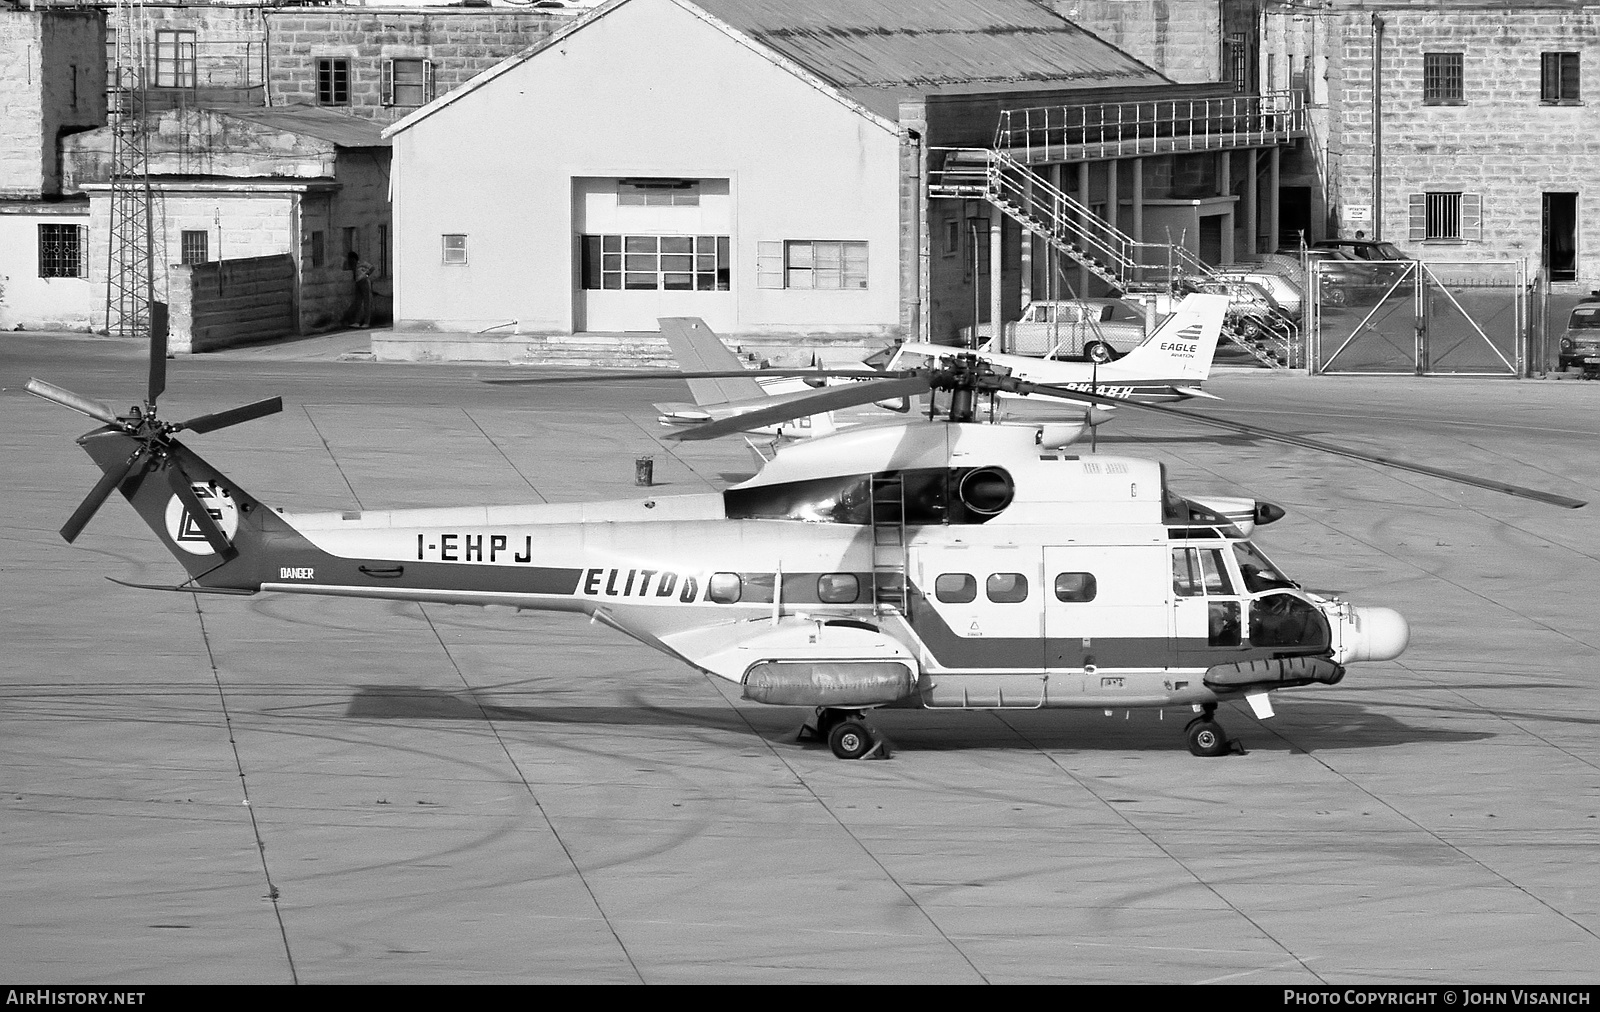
[105,0,158,342]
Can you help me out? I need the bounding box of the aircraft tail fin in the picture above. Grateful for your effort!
[658,317,764,406]
[1110,293,1228,382]
[77,428,273,591]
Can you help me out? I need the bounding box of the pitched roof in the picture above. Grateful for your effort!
[386,0,1167,136]
[692,0,1167,114]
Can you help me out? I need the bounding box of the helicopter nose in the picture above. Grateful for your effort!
[1342,606,1410,662]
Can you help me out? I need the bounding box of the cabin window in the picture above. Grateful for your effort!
[935,573,976,604]
[1172,548,1232,597]
[1053,572,1097,603]
[708,573,742,604]
[986,573,1029,604]
[817,573,859,604]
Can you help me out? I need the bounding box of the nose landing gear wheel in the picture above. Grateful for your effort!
[828,719,877,760]
[1185,719,1230,757]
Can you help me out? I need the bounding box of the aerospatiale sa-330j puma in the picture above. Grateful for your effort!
[26,328,1585,760]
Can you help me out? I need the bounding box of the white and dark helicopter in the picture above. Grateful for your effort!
[27,326,1585,760]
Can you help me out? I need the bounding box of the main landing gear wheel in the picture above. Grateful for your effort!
[1085,340,1117,364]
[828,719,878,760]
[1185,718,1230,757]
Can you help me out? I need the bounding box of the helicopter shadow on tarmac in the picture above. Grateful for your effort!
[342,686,1496,756]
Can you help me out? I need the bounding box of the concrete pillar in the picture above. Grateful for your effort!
[1131,158,1144,277]
[1020,170,1033,305]
[1269,146,1281,253]
[989,214,1002,343]
[1106,158,1119,233]
[1244,148,1258,256]
[1219,151,1234,265]
[1077,161,1091,294]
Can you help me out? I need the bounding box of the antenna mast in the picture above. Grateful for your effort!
[105,0,158,346]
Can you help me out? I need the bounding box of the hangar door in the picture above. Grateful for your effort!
[573,177,733,333]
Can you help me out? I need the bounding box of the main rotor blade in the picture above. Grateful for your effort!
[669,375,933,442]
[483,368,895,386]
[148,301,169,406]
[165,464,237,559]
[25,379,121,426]
[1025,381,1587,510]
[61,448,145,543]
[177,397,283,434]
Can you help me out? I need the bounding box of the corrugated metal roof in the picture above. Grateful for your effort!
[220,106,390,148]
[691,0,1167,98]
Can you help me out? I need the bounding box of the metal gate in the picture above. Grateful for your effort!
[1309,260,1527,375]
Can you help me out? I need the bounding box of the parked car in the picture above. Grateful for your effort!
[1180,278,1293,340]
[1558,297,1600,374]
[1213,267,1304,318]
[1312,239,1410,262]
[1290,248,1399,306]
[961,299,1148,362]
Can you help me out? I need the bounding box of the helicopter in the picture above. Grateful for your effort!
[25,325,1585,761]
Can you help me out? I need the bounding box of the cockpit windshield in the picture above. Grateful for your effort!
[1233,540,1297,593]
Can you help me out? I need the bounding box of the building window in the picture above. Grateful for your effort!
[383,58,434,107]
[342,226,359,262]
[617,179,700,207]
[1541,52,1580,104]
[38,224,85,278]
[581,234,729,290]
[1423,52,1464,104]
[154,30,196,89]
[756,241,868,290]
[1408,192,1483,242]
[311,230,325,268]
[180,230,208,265]
[318,58,350,106]
[443,234,467,265]
[942,219,959,257]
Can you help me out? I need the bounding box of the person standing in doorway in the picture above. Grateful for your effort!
[345,250,374,328]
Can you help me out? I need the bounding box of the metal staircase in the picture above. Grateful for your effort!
[869,474,906,615]
[927,146,1294,369]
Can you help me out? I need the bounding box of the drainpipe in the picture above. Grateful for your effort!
[1371,13,1384,240]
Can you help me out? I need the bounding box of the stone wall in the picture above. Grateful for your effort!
[0,10,105,198]
[1322,5,1600,283]
[1055,1,1221,83]
[168,253,295,353]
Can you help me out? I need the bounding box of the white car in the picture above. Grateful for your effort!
[960,299,1148,362]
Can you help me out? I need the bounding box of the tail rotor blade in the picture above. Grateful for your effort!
[177,397,283,435]
[165,464,237,559]
[25,379,121,426]
[60,449,145,543]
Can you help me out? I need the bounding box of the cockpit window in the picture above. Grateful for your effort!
[1233,541,1297,593]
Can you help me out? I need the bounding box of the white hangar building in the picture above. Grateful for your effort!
[384,0,1298,354]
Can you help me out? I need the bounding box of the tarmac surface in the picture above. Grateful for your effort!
[2,331,1599,984]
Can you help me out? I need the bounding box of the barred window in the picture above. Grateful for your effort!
[154,30,196,89]
[38,224,85,278]
[1423,52,1464,104]
[757,240,868,290]
[1408,192,1483,242]
[180,230,208,265]
[317,58,350,107]
[1541,52,1580,104]
[580,234,729,291]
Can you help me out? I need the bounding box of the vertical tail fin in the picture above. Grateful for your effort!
[658,317,764,405]
[1109,293,1228,381]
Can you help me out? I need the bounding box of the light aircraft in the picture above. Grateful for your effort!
[26,332,1585,761]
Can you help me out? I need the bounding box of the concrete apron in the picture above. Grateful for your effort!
[372,329,896,369]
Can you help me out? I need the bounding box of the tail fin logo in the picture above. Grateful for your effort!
[163,481,239,555]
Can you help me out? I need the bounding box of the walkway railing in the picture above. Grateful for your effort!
[995,91,1308,164]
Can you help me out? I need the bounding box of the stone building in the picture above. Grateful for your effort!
[1263,0,1600,287]
[0,7,105,330]
[0,2,561,336]
[383,0,1306,358]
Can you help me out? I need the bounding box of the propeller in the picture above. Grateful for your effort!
[502,351,1585,509]
[26,369,283,544]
